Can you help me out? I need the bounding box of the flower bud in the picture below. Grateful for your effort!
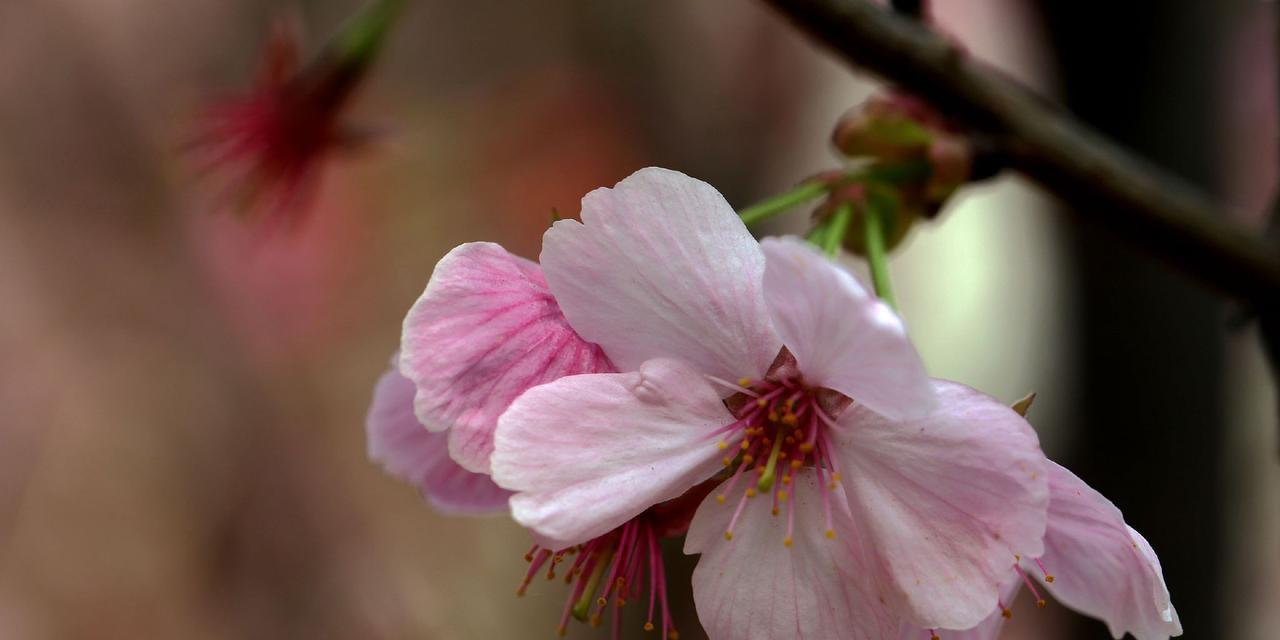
[813,183,917,256]
[831,95,935,163]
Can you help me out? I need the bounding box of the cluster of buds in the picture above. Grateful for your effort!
[815,91,995,255]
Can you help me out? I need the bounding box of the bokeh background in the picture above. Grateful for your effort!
[1,0,1276,638]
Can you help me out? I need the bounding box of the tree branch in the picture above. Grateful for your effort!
[764,0,1280,303]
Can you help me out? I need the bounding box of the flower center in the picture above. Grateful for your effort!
[705,374,846,547]
[517,515,678,639]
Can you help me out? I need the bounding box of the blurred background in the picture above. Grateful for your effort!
[0,0,1276,638]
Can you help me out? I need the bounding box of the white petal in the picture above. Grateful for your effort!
[896,575,1021,640]
[686,470,900,640]
[761,236,933,420]
[1035,462,1182,640]
[491,358,734,549]
[541,167,781,381]
[835,380,1049,630]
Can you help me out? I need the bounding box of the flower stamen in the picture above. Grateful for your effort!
[525,517,676,639]
[1035,557,1055,583]
[1014,562,1048,608]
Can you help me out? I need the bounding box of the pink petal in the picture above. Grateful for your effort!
[685,470,899,640]
[366,362,511,515]
[491,358,735,549]
[896,575,1021,640]
[540,167,781,382]
[1035,462,1182,640]
[760,237,934,420]
[834,380,1049,630]
[400,242,613,473]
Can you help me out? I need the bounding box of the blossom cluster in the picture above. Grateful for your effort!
[366,168,1181,639]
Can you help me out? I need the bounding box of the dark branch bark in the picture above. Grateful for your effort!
[764,0,1280,303]
[1260,3,1280,434]
[888,0,923,20]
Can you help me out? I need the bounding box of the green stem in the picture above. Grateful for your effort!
[334,0,410,64]
[863,199,898,309]
[822,203,854,257]
[805,221,831,247]
[738,180,830,226]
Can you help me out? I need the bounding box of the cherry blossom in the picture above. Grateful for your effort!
[491,167,1050,638]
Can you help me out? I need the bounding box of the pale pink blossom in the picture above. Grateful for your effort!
[393,211,686,637]
[366,356,510,514]
[491,167,1050,638]
[898,461,1181,640]
[398,241,614,473]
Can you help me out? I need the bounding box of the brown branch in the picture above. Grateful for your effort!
[765,0,1280,303]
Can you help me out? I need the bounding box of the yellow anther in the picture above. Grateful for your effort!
[743,454,754,465]
[781,475,792,485]
[825,529,836,539]
[616,598,626,607]
[798,443,814,453]
[930,635,940,640]
[738,377,753,387]
[717,441,728,450]
[756,398,768,408]
[1036,599,1047,609]
[785,436,796,444]
[777,490,788,502]
[722,457,732,467]
[782,413,798,426]
[790,460,803,469]
[741,440,750,451]
[831,473,842,483]
[669,631,680,640]
[1045,575,1055,583]
[716,494,727,504]
[644,622,655,631]
[724,531,734,541]
[745,488,757,498]
[597,597,607,607]
[591,614,603,628]
[771,507,779,516]
[1001,609,1012,619]
[783,537,793,548]
[768,411,780,422]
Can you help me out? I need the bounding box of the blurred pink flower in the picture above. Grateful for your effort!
[366,354,510,515]
[490,168,1050,638]
[190,18,370,228]
[899,462,1181,640]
